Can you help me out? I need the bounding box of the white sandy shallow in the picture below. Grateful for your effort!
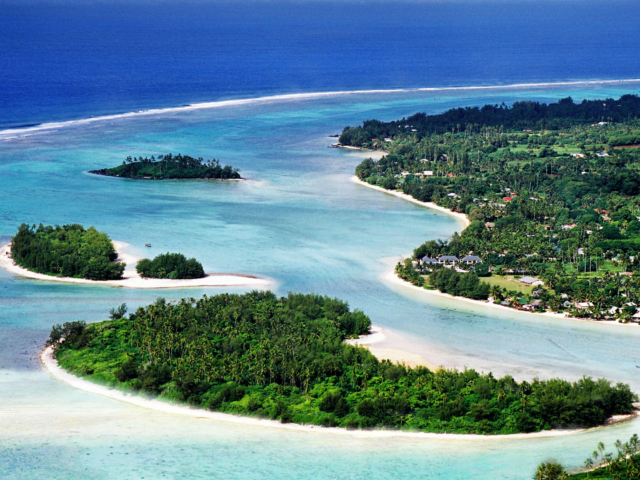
[40,346,636,440]
[351,176,471,228]
[0,242,270,289]
[345,325,438,370]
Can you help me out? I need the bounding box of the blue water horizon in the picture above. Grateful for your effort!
[3,2,640,478]
[2,0,640,128]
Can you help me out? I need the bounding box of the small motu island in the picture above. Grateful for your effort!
[89,153,241,180]
[46,291,635,435]
[136,252,205,279]
[0,223,268,289]
[343,94,640,323]
[9,223,125,280]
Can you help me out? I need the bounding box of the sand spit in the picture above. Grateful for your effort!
[345,325,438,370]
[0,242,269,289]
[41,346,637,440]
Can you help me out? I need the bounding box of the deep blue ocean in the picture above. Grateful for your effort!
[2,0,640,128]
[2,2,640,479]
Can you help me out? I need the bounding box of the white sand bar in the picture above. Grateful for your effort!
[345,325,438,370]
[41,345,636,440]
[0,242,270,289]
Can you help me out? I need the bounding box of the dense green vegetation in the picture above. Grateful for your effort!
[50,292,634,434]
[90,153,241,180]
[136,252,205,279]
[535,434,640,479]
[11,223,125,280]
[346,95,640,321]
[340,95,640,141]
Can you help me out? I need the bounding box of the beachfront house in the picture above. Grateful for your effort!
[461,255,482,265]
[575,302,594,309]
[438,255,459,265]
[518,276,543,286]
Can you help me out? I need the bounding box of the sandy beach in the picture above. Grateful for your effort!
[351,176,471,228]
[345,325,439,370]
[0,242,270,289]
[41,345,635,440]
[387,269,640,329]
[351,175,638,329]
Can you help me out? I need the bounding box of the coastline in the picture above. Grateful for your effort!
[345,325,439,370]
[351,176,471,229]
[351,175,637,328]
[0,242,269,289]
[41,345,636,440]
[387,268,640,329]
[87,169,246,181]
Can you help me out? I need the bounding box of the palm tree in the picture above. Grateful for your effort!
[583,458,593,478]
[535,461,567,480]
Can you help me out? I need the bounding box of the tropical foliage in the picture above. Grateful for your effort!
[542,434,640,479]
[136,252,205,279]
[11,223,124,280]
[346,95,640,320]
[90,153,241,180]
[50,292,634,434]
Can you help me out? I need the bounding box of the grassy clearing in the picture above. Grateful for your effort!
[482,276,534,294]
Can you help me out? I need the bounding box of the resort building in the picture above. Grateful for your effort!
[438,255,459,265]
[460,255,482,264]
[575,302,594,309]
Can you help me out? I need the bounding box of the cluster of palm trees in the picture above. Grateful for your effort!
[582,435,640,479]
[127,292,372,392]
[534,435,640,480]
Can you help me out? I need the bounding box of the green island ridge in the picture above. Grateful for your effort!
[343,94,640,322]
[533,433,640,479]
[89,153,241,180]
[136,252,205,279]
[10,223,125,281]
[49,291,635,435]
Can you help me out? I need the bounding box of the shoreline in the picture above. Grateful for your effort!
[351,175,637,329]
[351,176,471,229]
[40,345,637,440]
[388,269,640,329]
[345,325,439,370]
[0,242,269,290]
[87,169,246,181]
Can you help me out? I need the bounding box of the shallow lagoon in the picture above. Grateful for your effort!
[2,84,640,479]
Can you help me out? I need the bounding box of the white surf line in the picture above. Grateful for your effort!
[40,346,638,439]
[3,78,640,138]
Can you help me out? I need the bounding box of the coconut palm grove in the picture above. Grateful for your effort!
[345,95,640,322]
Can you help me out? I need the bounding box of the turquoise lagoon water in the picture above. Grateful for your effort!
[2,84,640,479]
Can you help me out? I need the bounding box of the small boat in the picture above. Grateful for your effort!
[145,243,151,247]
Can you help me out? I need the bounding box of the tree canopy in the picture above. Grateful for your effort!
[90,153,241,180]
[50,292,634,434]
[136,252,205,279]
[11,223,124,280]
[347,95,640,321]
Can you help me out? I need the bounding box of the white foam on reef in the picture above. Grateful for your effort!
[2,78,640,139]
